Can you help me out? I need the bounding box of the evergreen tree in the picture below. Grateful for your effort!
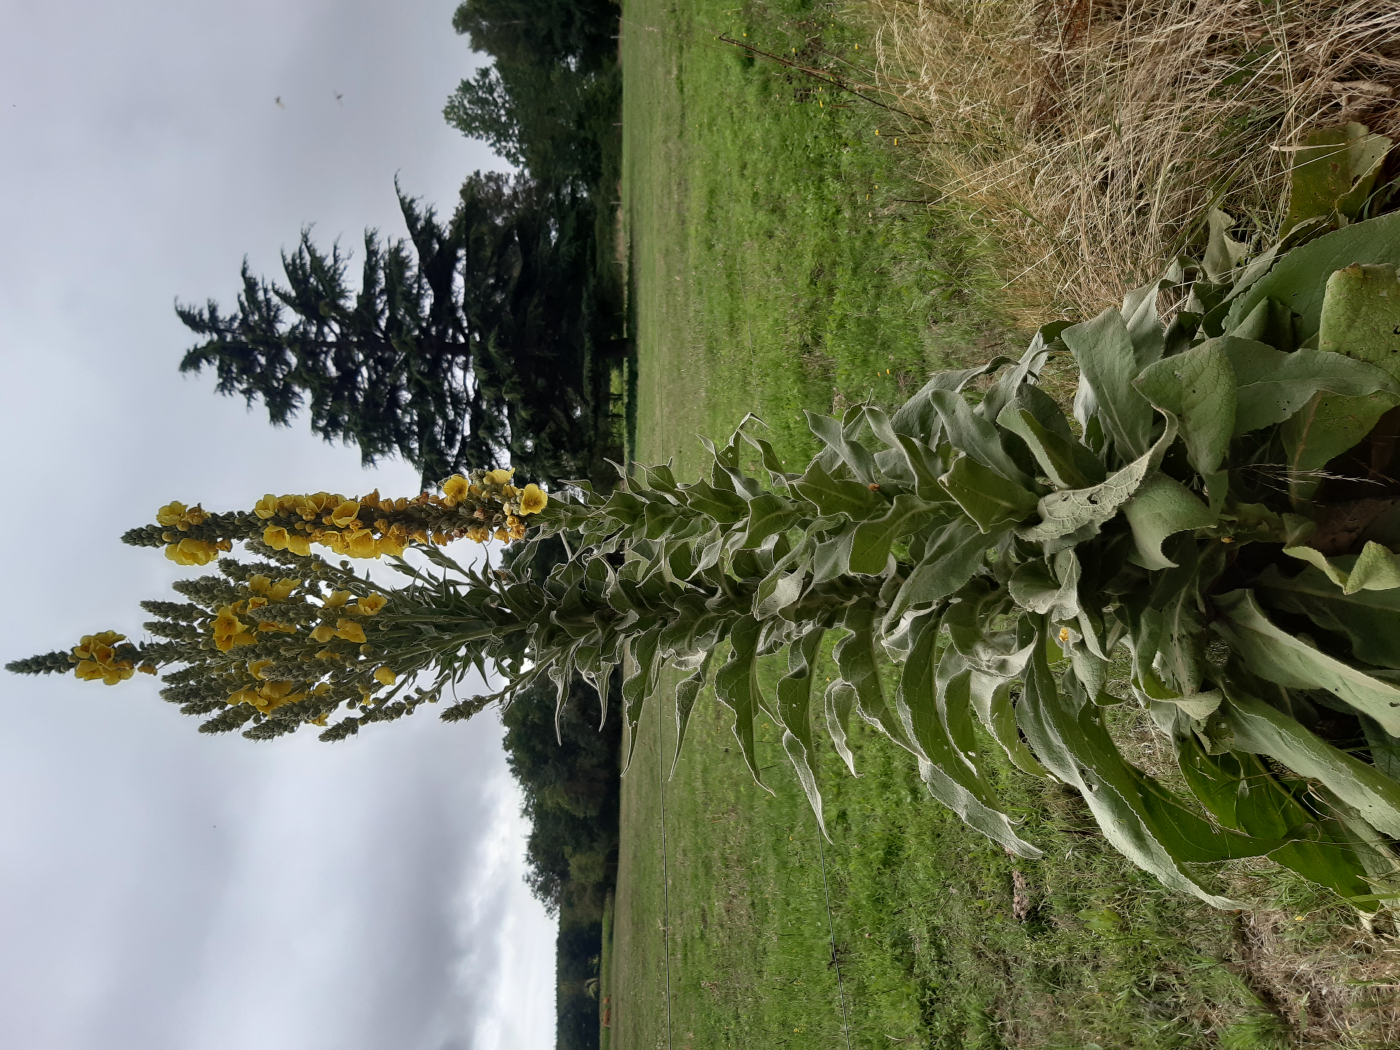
[178,174,617,487]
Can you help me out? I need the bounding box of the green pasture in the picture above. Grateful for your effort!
[609,0,1396,1047]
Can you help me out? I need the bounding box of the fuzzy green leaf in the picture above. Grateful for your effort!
[1212,589,1400,735]
[1223,689,1400,839]
[1062,307,1156,461]
[1134,341,1235,478]
[1121,474,1217,570]
[939,455,1039,534]
[713,616,769,789]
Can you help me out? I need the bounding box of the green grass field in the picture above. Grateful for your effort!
[608,1,1400,1047]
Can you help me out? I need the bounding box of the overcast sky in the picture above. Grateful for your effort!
[0,3,556,1048]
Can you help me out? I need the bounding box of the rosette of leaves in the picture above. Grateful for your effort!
[527,213,1400,909]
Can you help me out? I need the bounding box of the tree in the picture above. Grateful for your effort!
[178,174,618,487]
[177,186,471,484]
[444,0,621,190]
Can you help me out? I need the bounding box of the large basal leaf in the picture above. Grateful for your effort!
[1062,307,1156,462]
[1121,474,1217,571]
[1319,262,1400,369]
[888,356,1013,442]
[1222,689,1400,839]
[1281,390,1398,504]
[1019,412,1177,544]
[806,410,878,484]
[1013,618,1249,908]
[1212,589,1400,735]
[1226,211,1400,342]
[1223,338,1400,435]
[939,455,1039,534]
[1282,123,1392,234]
[1255,561,1400,669]
[1283,541,1400,594]
[1134,340,1235,478]
[928,389,1031,485]
[896,620,1043,857]
[1176,733,1377,902]
[775,628,828,836]
[996,403,1105,490]
[712,615,769,788]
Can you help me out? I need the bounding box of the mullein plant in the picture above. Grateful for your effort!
[13,212,1400,910]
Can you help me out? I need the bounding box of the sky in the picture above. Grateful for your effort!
[0,2,556,1048]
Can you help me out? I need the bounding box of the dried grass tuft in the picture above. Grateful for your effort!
[861,0,1400,321]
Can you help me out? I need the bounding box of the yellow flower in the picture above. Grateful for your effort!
[256,621,296,634]
[335,620,367,644]
[248,659,273,680]
[467,525,490,543]
[354,594,388,616]
[518,484,548,516]
[137,663,157,675]
[309,625,336,643]
[73,631,125,660]
[246,596,269,611]
[286,533,312,557]
[156,501,207,530]
[262,525,290,551]
[165,538,219,566]
[156,501,189,527]
[494,528,508,542]
[212,606,247,652]
[323,590,351,608]
[247,575,272,595]
[442,475,470,503]
[485,467,515,486]
[253,494,280,520]
[508,520,528,541]
[345,528,378,559]
[270,578,300,601]
[329,500,361,528]
[374,666,396,686]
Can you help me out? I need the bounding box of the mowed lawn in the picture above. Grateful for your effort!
[607,1,1398,1048]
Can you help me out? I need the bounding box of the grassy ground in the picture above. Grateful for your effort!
[610,0,1400,1047]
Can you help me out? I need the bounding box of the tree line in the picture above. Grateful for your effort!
[176,3,624,1047]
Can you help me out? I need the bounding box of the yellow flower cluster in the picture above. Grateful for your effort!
[71,631,136,685]
[156,502,229,565]
[440,469,548,543]
[256,490,421,560]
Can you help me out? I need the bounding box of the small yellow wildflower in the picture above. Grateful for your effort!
[309,625,336,643]
[374,666,396,686]
[286,533,311,557]
[345,529,378,559]
[467,525,490,543]
[518,484,548,516]
[212,606,247,652]
[248,659,273,680]
[353,594,388,616]
[484,467,515,486]
[165,538,219,566]
[323,590,351,608]
[247,575,272,595]
[335,620,367,644]
[494,528,509,542]
[256,621,296,634]
[262,525,290,551]
[329,500,360,528]
[442,475,470,503]
[253,494,279,520]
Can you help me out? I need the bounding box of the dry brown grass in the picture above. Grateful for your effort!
[860,0,1400,322]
